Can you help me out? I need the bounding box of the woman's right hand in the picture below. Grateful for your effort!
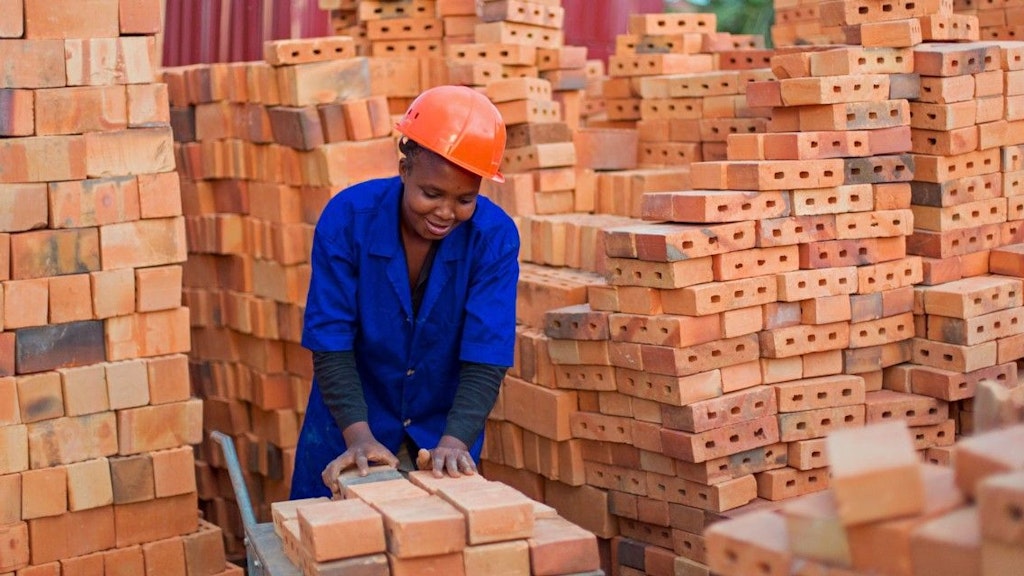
[321,422,400,496]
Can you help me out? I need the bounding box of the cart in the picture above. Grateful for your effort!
[211,431,302,576]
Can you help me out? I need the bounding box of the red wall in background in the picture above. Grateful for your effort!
[161,0,663,67]
[561,0,667,65]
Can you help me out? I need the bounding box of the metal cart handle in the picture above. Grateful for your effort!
[210,430,259,531]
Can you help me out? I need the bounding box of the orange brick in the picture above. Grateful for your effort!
[760,322,851,359]
[0,88,34,137]
[954,425,1024,499]
[661,385,776,434]
[66,457,113,511]
[119,0,161,34]
[755,214,836,247]
[65,37,155,86]
[22,465,68,519]
[799,236,907,268]
[435,481,534,545]
[779,74,890,106]
[105,358,149,410]
[791,184,873,216]
[17,371,64,423]
[641,334,760,377]
[0,521,29,572]
[911,362,1015,402]
[137,172,184,219]
[297,499,386,562]
[135,265,182,313]
[0,423,28,474]
[150,447,196,498]
[374,495,465,558]
[706,510,791,576]
[35,86,128,135]
[661,415,780,463]
[712,246,799,282]
[922,276,1022,318]
[776,266,857,302]
[827,420,925,526]
[113,493,199,547]
[116,399,202,455]
[263,36,358,66]
[909,507,981,576]
[275,57,370,107]
[756,466,830,501]
[642,190,789,223]
[48,274,94,324]
[528,516,600,575]
[23,0,119,38]
[90,268,135,319]
[463,540,529,576]
[104,544,145,576]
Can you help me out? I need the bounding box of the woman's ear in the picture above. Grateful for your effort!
[398,155,409,182]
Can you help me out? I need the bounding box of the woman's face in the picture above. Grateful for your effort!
[399,149,482,241]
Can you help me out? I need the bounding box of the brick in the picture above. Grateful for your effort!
[462,540,529,576]
[661,385,776,434]
[274,57,370,107]
[799,99,910,132]
[798,236,907,268]
[0,423,28,474]
[755,214,836,248]
[674,441,787,485]
[116,399,201,455]
[606,222,756,262]
[150,447,196,499]
[760,322,851,359]
[641,334,760,377]
[776,267,857,303]
[88,268,134,320]
[977,470,1024,545]
[0,89,34,137]
[756,466,830,501]
[137,172,182,219]
[779,74,890,106]
[928,306,1024,346]
[104,358,149,410]
[955,424,1024,499]
[0,135,89,183]
[114,492,198,547]
[777,403,866,442]
[35,86,129,135]
[849,311,915,349]
[373,495,465,558]
[712,246,799,282]
[0,521,28,572]
[22,465,67,519]
[0,39,67,89]
[642,190,789,223]
[922,276,1022,318]
[608,312,720,348]
[912,337,997,373]
[864,389,948,427]
[661,414,780,463]
[527,516,599,575]
[706,510,790,576]
[909,506,981,576]
[436,481,534,544]
[791,184,873,216]
[46,274,92,325]
[65,37,155,86]
[16,370,64,423]
[912,362,1015,402]
[844,154,915,186]
[774,375,866,413]
[24,0,118,38]
[66,457,113,511]
[296,499,386,562]
[104,544,146,576]
[135,265,182,313]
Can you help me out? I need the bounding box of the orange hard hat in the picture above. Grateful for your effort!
[395,85,507,183]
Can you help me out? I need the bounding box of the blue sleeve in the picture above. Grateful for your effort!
[460,217,519,367]
[302,204,359,352]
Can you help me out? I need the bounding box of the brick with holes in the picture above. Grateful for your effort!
[543,304,609,341]
[760,322,851,359]
[660,414,779,463]
[799,236,907,268]
[712,245,799,282]
[864,389,949,427]
[843,154,915,185]
[911,362,1015,402]
[773,374,867,413]
[608,312,721,348]
[926,306,1024,346]
[788,438,829,471]
[912,338,997,373]
[755,214,836,248]
[641,190,790,223]
[756,466,830,501]
[614,367,722,407]
[857,257,923,294]
[848,311,916,348]
[776,266,858,302]
[777,404,866,442]
[799,100,910,132]
[663,275,777,316]
[660,385,776,434]
[779,74,890,106]
[674,442,788,485]
[604,221,756,261]
[834,209,913,241]
[921,275,1022,318]
[640,335,760,377]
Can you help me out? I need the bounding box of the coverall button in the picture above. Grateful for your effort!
[403,419,411,427]
[406,368,415,376]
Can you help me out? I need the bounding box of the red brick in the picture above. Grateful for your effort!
[776,267,857,302]
[874,182,912,210]
[791,184,873,216]
[66,457,113,511]
[912,338,997,373]
[800,294,852,325]
[0,521,29,572]
[527,516,599,576]
[911,362,1015,402]
[665,276,777,317]
[374,495,465,558]
[756,466,830,501]
[0,183,47,232]
[955,425,1024,499]
[11,228,101,281]
[435,481,534,545]
[24,0,119,38]
[0,420,25,473]
[35,86,128,135]
[661,385,776,434]
[760,322,851,359]
[661,414,780,463]
[713,246,799,282]
[462,540,529,576]
[48,274,93,324]
[911,419,956,451]
[755,214,836,248]
[774,375,866,413]
[104,544,145,576]
[799,236,907,268]
[799,100,910,131]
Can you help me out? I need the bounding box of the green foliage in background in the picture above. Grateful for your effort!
[664,0,775,46]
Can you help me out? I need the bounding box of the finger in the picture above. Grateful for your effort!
[459,453,477,475]
[432,454,446,478]
[416,448,432,471]
[444,453,461,478]
[355,452,370,476]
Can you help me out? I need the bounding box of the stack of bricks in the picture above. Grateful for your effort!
[271,469,601,576]
[954,0,1024,41]
[321,0,361,43]
[706,420,1024,576]
[771,0,847,47]
[0,1,237,574]
[165,37,400,555]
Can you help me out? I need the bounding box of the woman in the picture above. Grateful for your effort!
[290,85,520,499]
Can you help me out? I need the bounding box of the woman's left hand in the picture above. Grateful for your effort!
[416,435,477,478]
